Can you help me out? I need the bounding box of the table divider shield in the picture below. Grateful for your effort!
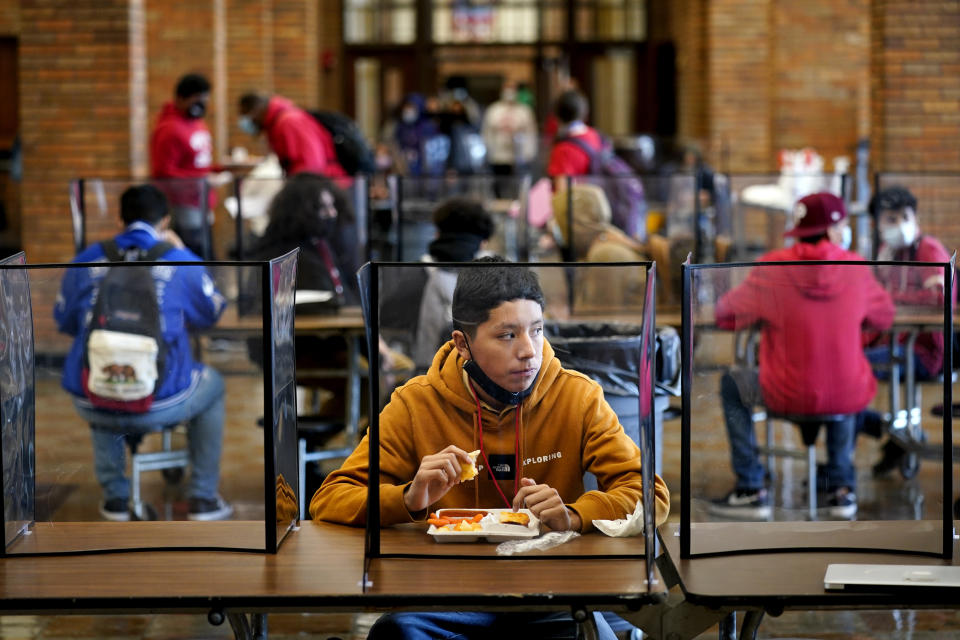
[69,177,215,259]
[0,252,299,555]
[373,175,532,263]
[358,261,658,592]
[680,256,954,559]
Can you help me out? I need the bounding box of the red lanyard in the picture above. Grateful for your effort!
[312,237,344,296]
[468,379,522,509]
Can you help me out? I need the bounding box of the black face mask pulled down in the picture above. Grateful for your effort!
[186,101,207,119]
[462,337,536,406]
[429,232,484,263]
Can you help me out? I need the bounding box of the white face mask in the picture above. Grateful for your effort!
[881,221,917,249]
[839,225,852,251]
[401,108,418,124]
[238,116,259,136]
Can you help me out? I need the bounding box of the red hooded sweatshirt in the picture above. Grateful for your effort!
[716,240,896,415]
[876,234,954,376]
[547,124,603,177]
[150,102,216,208]
[262,96,348,179]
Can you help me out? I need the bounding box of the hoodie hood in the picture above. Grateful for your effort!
[764,239,863,300]
[263,96,297,128]
[157,101,184,125]
[425,338,561,416]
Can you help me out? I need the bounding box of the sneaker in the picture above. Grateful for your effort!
[872,439,906,477]
[826,487,858,519]
[99,498,130,522]
[188,495,233,521]
[707,488,772,519]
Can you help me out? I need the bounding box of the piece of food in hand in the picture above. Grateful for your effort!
[459,450,480,482]
[499,511,531,527]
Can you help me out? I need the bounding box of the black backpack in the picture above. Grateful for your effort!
[81,239,173,413]
[309,110,376,175]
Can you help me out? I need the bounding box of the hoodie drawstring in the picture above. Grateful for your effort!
[468,379,522,509]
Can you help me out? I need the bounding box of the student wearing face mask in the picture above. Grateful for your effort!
[859,186,954,474]
[237,92,348,181]
[708,192,895,520]
[392,93,442,177]
[150,73,226,258]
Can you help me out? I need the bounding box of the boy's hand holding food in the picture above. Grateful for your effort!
[512,477,581,532]
[403,446,479,513]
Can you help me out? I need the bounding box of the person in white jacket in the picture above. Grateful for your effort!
[482,80,538,197]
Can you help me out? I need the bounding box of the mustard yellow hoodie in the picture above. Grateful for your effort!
[310,339,670,531]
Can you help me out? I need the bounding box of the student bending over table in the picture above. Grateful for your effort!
[708,192,895,521]
[311,256,670,640]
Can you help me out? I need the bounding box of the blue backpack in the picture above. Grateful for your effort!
[558,135,647,240]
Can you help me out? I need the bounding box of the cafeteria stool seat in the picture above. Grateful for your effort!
[764,412,854,520]
[125,424,189,521]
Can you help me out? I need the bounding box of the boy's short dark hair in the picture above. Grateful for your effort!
[555,89,588,124]
[870,186,918,219]
[239,92,268,115]
[433,198,494,239]
[175,73,211,99]
[452,256,545,337]
[120,185,169,226]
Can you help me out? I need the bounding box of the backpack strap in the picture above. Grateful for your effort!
[101,239,124,263]
[143,241,174,262]
[555,135,606,173]
[100,239,173,263]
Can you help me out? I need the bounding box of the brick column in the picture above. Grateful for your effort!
[274,0,318,107]
[707,0,774,172]
[19,0,146,263]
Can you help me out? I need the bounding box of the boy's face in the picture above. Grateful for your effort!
[877,206,917,234]
[454,299,544,393]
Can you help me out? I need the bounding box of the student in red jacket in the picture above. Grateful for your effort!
[709,193,895,520]
[546,89,603,181]
[150,73,221,257]
[237,93,348,180]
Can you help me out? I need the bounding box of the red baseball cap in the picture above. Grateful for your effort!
[784,192,848,238]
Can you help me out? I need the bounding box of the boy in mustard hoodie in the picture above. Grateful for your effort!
[311,257,669,639]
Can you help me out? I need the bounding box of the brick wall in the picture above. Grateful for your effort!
[667,0,708,148]
[19,0,139,264]
[706,0,773,172]
[871,0,960,172]
[670,0,870,173]
[771,0,869,168]
[274,0,318,108]
[0,0,19,35]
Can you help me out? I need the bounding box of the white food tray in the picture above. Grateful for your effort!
[427,508,541,543]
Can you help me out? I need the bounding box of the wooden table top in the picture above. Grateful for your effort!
[367,525,664,608]
[659,522,960,610]
[0,521,366,613]
[213,305,365,333]
[0,521,664,614]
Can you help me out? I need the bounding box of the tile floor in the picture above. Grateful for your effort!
[7,340,960,639]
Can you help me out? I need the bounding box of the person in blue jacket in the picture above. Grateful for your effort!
[55,184,231,522]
